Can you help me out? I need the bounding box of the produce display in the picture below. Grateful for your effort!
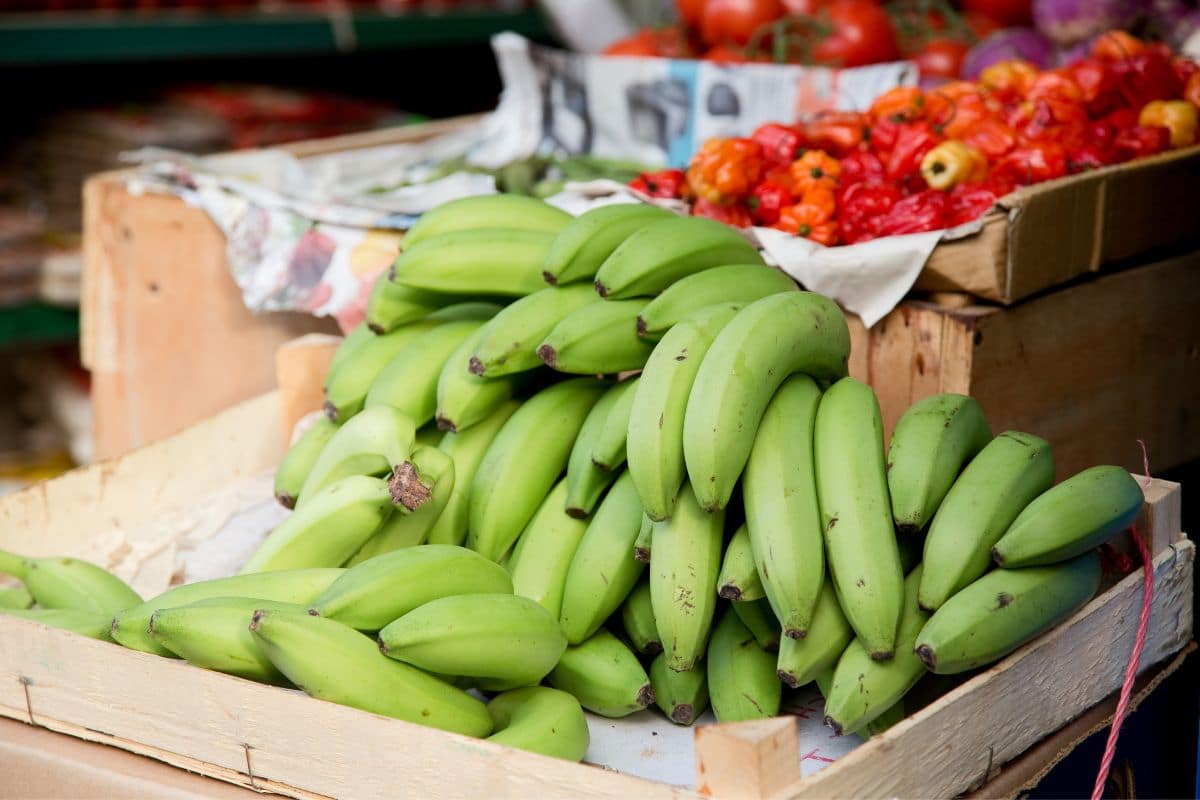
[0,194,1150,763]
[627,31,1200,245]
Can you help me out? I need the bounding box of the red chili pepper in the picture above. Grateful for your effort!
[838,150,886,188]
[628,168,687,198]
[1111,125,1171,163]
[869,117,901,157]
[1101,108,1138,132]
[692,197,755,227]
[1092,30,1144,62]
[886,121,943,184]
[991,143,1068,186]
[875,190,948,236]
[1186,72,1200,112]
[1173,56,1199,87]
[838,181,902,244]
[1066,58,1124,118]
[804,112,871,158]
[946,182,998,227]
[1111,47,1184,110]
[962,117,1017,160]
[748,182,793,226]
[1061,120,1116,173]
[751,122,807,165]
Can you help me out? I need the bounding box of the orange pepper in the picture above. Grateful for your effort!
[776,203,838,246]
[1138,100,1198,148]
[869,87,925,124]
[979,60,1038,100]
[800,184,837,219]
[686,137,767,204]
[789,150,841,196]
[920,141,987,191]
[1091,30,1145,62]
[961,117,1017,160]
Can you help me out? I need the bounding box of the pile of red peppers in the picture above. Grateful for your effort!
[627,31,1200,246]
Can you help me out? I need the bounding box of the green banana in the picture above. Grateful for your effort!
[542,203,673,286]
[470,285,600,377]
[886,394,991,535]
[323,318,440,423]
[743,374,823,638]
[508,479,590,620]
[537,299,653,375]
[650,483,724,672]
[0,551,141,615]
[732,599,781,652]
[593,216,763,299]
[311,544,511,631]
[776,578,854,689]
[148,598,301,684]
[824,566,930,736]
[393,229,557,296]
[364,319,489,426]
[813,377,904,660]
[0,585,32,609]
[993,465,1144,568]
[435,328,524,433]
[296,405,417,504]
[864,700,906,739]
[589,376,639,473]
[427,401,520,546]
[627,304,740,520]
[240,475,394,574]
[111,568,342,656]
[415,423,444,448]
[564,381,629,518]
[365,274,466,334]
[348,446,456,563]
[717,524,765,602]
[326,323,375,379]
[707,608,781,722]
[249,608,492,736]
[274,415,337,509]
[620,577,662,657]
[915,552,1102,674]
[401,195,571,251]
[636,264,797,340]
[650,653,709,725]
[486,687,590,762]
[379,593,566,688]
[918,431,1055,612]
[468,378,607,562]
[548,628,654,718]
[558,470,646,645]
[1,608,115,640]
[634,513,653,563]
[684,291,851,512]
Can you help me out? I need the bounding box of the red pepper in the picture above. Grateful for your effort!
[1062,120,1116,172]
[838,150,886,188]
[1091,30,1144,62]
[875,190,948,236]
[748,182,792,226]
[1186,72,1200,112]
[886,121,942,184]
[946,182,998,227]
[991,143,1068,186]
[869,117,901,157]
[751,123,806,165]
[962,117,1017,160]
[838,181,902,244]
[804,112,871,158]
[1111,48,1184,110]
[687,138,767,204]
[1066,59,1124,117]
[1101,108,1138,132]
[692,197,754,227]
[628,168,687,198]
[1111,125,1171,163]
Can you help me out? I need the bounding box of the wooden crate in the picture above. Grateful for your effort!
[0,393,1191,800]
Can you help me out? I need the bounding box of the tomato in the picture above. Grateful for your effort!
[812,0,900,68]
[676,0,706,29]
[781,0,832,12]
[700,0,785,46]
[963,10,1002,40]
[704,44,758,62]
[915,38,970,81]
[960,0,1031,27]
[603,30,662,57]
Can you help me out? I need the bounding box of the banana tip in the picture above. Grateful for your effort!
[536,344,557,368]
[915,643,936,671]
[307,608,320,617]
[274,492,296,510]
[777,670,800,689]
[249,609,267,631]
[435,415,457,433]
[895,522,921,537]
[670,704,694,725]
[717,584,743,601]
[644,641,663,657]
[322,402,339,423]
[784,628,807,640]
[146,613,158,635]
[825,716,844,737]
[389,462,432,511]
[636,683,655,708]
[366,321,385,335]
[633,547,651,563]
[564,507,588,520]
[542,270,558,286]
[869,649,895,662]
[593,280,609,298]
[467,356,486,376]
[635,316,648,337]
[378,639,388,655]
[991,546,1006,567]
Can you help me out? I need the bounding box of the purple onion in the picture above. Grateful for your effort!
[962,28,1056,80]
[1032,0,1146,45]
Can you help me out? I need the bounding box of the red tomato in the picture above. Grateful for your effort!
[603,31,662,57]
[963,10,1002,39]
[704,44,760,63]
[676,0,706,29]
[701,0,785,46]
[812,0,900,67]
[781,0,832,13]
[961,0,1031,27]
[915,38,970,81]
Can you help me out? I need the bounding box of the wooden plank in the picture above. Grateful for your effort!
[694,717,799,799]
[275,333,341,443]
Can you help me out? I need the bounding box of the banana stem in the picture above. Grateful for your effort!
[0,549,29,580]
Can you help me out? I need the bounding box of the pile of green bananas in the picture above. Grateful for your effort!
[0,192,1146,758]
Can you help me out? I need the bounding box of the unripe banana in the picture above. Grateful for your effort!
[732,599,781,652]
[813,377,904,660]
[541,202,674,286]
[743,374,823,638]
[470,285,600,377]
[590,376,639,473]
[348,446,456,563]
[468,378,607,562]
[111,568,343,656]
[364,319,489,426]
[427,401,520,546]
[707,608,781,722]
[415,423,444,448]
[558,471,646,644]
[564,381,630,518]
[508,479,589,620]
[0,585,32,609]
[311,544,511,631]
[274,415,337,509]
[593,216,763,299]
[401,195,571,251]
[537,300,653,375]
[886,394,991,535]
[636,264,798,339]
[0,551,141,615]
[393,229,557,296]
[365,273,466,334]
[296,405,418,503]
[548,628,654,718]
[323,319,441,423]
[1,608,115,641]
[627,304,740,520]
[379,593,566,688]
[634,513,653,563]
[650,653,709,725]
[326,323,375,378]
[776,578,853,689]
[240,475,394,574]
[918,431,1055,612]
[435,328,525,433]
[993,466,1144,568]
[915,551,1102,674]
[684,292,851,512]
[249,608,492,737]
[824,566,930,736]
[650,483,724,672]
[486,687,590,762]
[620,578,662,657]
[717,524,765,602]
[148,597,301,684]
[864,700,905,739]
